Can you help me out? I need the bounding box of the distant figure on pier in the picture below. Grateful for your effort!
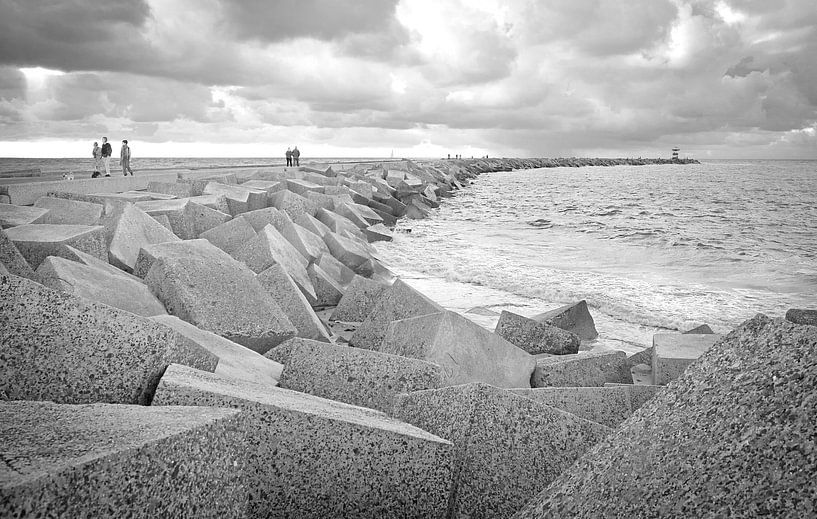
[92,142,102,178]
[120,140,134,176]
[292,146,300,166]
[286,147,292,167]
[100,137,112,177]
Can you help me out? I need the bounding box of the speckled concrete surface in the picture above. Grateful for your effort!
[279,340,443,412]
[350,278,444,350]
[0,401,247,518]
[330,275,388,322]
[652,333,722,385]
[381,310,535,388]
[532,350,633,387]
[280,217,330,263]
[531,300,599,340]
[143,239,297,354]
[316,251,357,286]
[153,364,455,519]
[32,196,104,225]
[604,382,664,409]
[0,229,36,279]
[785,308,817,326]
[257,264,331,342]
[203,182,266,215]
[0,202,49,228]
[495,310,580,355]
[511,386,634,428]
[393,383,610,519]
[108,204,180,271]
[324,230,371,272]
[240,206,291,232]
[306,262,344,307]
[270,189,318,220]
[199,215,257,255]
[513,314,817,518]
[4,223,106,269]
[1,274,216,404]
[263,337,326,365]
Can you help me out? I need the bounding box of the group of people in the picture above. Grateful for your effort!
[285,146,300,166]
[92,137,133,177]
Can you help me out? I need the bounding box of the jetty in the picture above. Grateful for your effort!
[1,155,813,519]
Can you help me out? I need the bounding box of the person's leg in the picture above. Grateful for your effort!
[126,158,133,175]
[103,157,111,176]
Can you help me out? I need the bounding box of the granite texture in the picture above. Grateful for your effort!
[240,206,291,232]
[108,203,180,272]
[0,274,216,404]
[785,308,817,326]
[495,310,580,355]
[603,382,664,409]
[240,179,286,195]
[202,181,267,215]
[293,211,332,239]
[269,189,318,220]
[330,275,388,322]
[146,180,195,198]
[134,199,231,239]
[199,215,257,255]
[4,223,106,269]
[532,350,633,387]
[262,337,327,365]
[32,196,104,225]
[279,340,443,412]
[652,333,722,385]
[142,239,297,354]
[306,262,344,307]
[280,217,330,263]
[349,277,443,350]
[0,401,247,518]
[381,310,536,388]
[188,193,231,213]
[513,315,817,518]
[317,208,366,240]
[153,364,455,519]
[285,178,324,196]
[316,251,357,286]
[0,202,49,228]
[511,386,635,428]
[324,230,371,272]
[257,263,331,342]
[531,300,599,341]
[393,383,610,519]
[0,228,36,279]
[333,202,371,228]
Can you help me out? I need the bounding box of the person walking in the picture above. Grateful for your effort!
[120,140,134,176]
[286,147,292,167]
[292,146,300,166]
[100,137,112,177]
[92,142,102,177]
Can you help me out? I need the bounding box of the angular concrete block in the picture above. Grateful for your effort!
[135,199,230,239]
[32,196,104,225]
[0,401,247,519]
[316,252,357,287]
[364,222,393,242]
[203,181,267,215]
[152,315,284,386]
[36,256,167,317]
[317,207,365,239]
[153,364,455,519]
[0,275,216,405]
[294,211,332,238]
[495,310,580,355]
[514,315,817,518]
[785,308,817,326]
[532,350,633,387]
[306,262,344,307]
[143,239,297,354]
[382,310,536,388]
[0,229,36,280]
[109,203,181,272]
[333,202,371,228]
[279,341,443,412]
[0,203,49,228]
[682,323,715,334]
[604,382,663,409]
[263,336,324,365]
[269,189,318,220]
[257,264,331,342]
[188,193,231,213]
[4,223,105,269]
[280,217,329,263]
[350,278,444,350]
[324,230,371,272]
[652,333,722,385]
[511,386,635,428]
[241,206,291,232]
[305,191,337,212]
[393,383,610,519]
[241,179,286,195]
[285,178,324,196]
[146,180,195,198]
[532,300,599,340]
[330,275,388,322]
[199,215,257,255]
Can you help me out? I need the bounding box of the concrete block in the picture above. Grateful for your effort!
[0,401,247,519]
[785,308,817,326]
[532,350,633,387]
[153,364,455,519]
[370,206,398,227]
[333,202,372,228]
[379,195,407,217]
[306,262,344,307]
[241,206,291,232]
[0,203,48,228]
[4,223,105,269]
[109,203,181,272]
[0,274,216,404]
[294,211,332,238]
[305,191,336,211]
[257,264,331,342]
[324,230,371,273]
[269,189,318,220]
[316,207,365,240]
[531,300,599,340]
[381,310,535,388]
[652,333,722,385]
[316,252,357,287]
[511,386,635,428]
[188,193,231,213]
[0,229,36,279]
[143,239,297,354]
[279,341,443,412]
[495,310,580,355]
[280,217,330,263]
[135,199,229,239]
[330,275,388,322]
[36,256,167,317]
[32,196,104,225]
[682,323,715,334]
[348,202,383,225]
[152,315,284,386]
[393,383,610,519]
[364,222,393,242]
[240,179,286,195]
[146,180,195,198]
[199,215,257,255]
[285,178,324,196]
[203,182,267,215]
[604,382,663,409]
[263,336,324,365]
[62,244,142,282]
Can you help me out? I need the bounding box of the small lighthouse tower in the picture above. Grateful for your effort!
[671,147,680,161]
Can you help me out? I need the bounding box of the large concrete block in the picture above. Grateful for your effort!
[153,364,455,519]
[511,386,635,428]
[317,207,365,239]
[143,239,297,354]
[333,202,371,228]
[652,333,722,385]
[324,230,371,273]
[188,193,231,213]
[152,315,283,386]
[263,336,324,365]
[4,223,105,269]
[135,199,231,239]
[604,382,664,409]
[0,401,247,518]
[36,256,167,317]
[109,203,181,272]
[280,217,330,263]
[393,383,610,519]
[285,178,324,196]
[306,262,344,307]
[146,180,195,198]
[364,222,393,242]
[0,228,36,279]
[199,215,257,255]
[0,274,216,404]
[203,181,267,215]
[316,252,357,287]
[32,196,104,225]
[269,189,318,220]
[495,310,580,355]
[330,275,388,322]
[257,263,331,342]
[0,202,49,228]
[350,278,444,350]
[515,315,817,518]
[381,310,536,388]
[531,300,599,340]
[241,206,291,232]
[305,191,337,212]
[532,350,633,387]
[785,308,817,326]
[241,179,286,195]
[279,340,443,412]
[294,211,332,238]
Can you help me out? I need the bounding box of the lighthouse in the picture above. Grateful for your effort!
[671,147,680,161]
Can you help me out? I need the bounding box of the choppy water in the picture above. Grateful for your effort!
[375,160,817,350]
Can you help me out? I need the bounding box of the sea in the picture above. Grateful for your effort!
[2,157,814,353]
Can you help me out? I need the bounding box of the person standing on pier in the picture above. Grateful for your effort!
[92,142,102,177]
[292,146,300,166]
[100,137,112,177]
[120,140,134,176]
[286,147,292,166]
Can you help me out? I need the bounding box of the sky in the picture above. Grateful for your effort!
[0,0,815,159]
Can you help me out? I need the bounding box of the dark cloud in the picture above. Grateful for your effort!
[0,66,25,100]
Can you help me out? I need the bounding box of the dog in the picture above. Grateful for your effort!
[62,173,74,180]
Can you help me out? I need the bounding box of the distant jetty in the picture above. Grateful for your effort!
[448,156,699,174]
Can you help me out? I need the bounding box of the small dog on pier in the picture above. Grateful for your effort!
[61,173,75,180]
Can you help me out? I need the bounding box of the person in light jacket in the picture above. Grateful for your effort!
[120,140,134,176]
[92,142,102,177]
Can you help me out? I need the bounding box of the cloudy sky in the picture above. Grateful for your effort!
[0,0,815,159]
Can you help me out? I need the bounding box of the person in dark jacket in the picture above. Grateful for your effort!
[286,147,292,166]
[120,140,134,176]
[292,146,300,166]
[100,137,112,177]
